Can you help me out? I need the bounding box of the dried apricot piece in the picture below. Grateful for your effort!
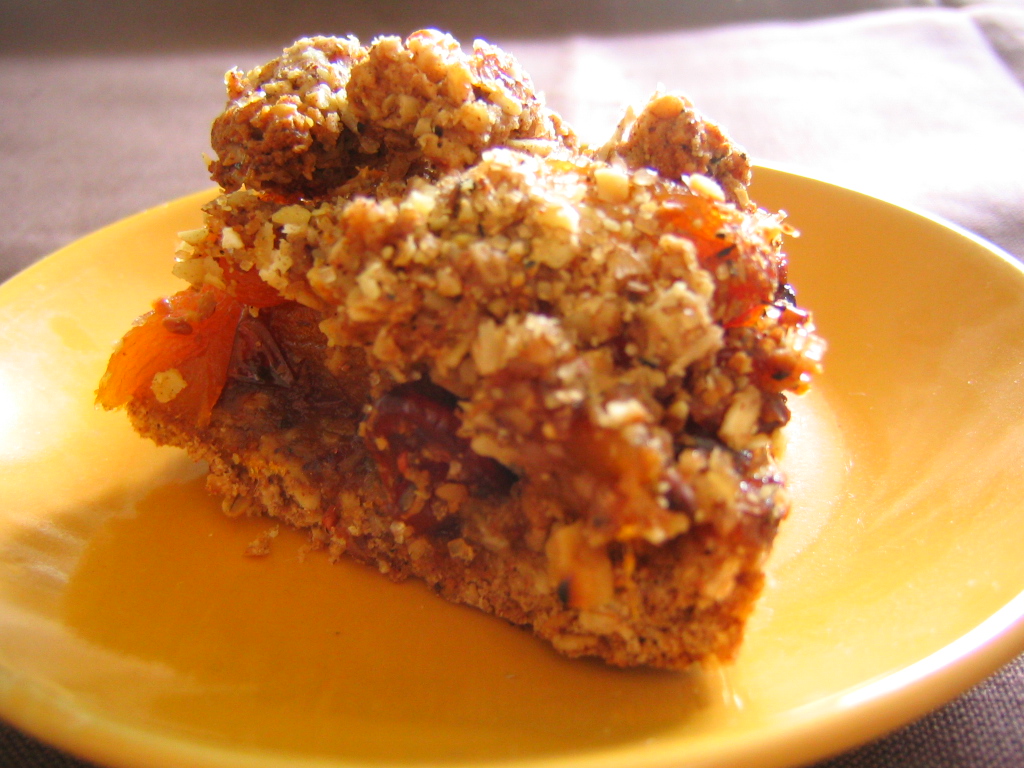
[97,285,244,425]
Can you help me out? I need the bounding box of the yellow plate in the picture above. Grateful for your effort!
[1,168,1023,768]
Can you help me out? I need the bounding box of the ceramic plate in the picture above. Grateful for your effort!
[1,168,1023,768]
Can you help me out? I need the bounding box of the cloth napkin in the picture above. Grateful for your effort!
[1,1,1022,765]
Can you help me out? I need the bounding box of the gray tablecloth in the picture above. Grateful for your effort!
[1,1,1022,765]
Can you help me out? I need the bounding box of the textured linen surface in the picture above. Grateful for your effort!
[0,1,1022,766]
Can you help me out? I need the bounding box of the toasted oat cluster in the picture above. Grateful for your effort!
[209,31,576,198]
[98,31,823,669]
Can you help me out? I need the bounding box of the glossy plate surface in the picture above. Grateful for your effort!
[1,169,1023,768]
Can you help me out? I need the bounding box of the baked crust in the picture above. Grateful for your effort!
[99,31,824,670]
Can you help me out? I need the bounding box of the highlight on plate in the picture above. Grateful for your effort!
[97,29,825,670]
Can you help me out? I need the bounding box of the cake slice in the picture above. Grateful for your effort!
[97,31,824,670]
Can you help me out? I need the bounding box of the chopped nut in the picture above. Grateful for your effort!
[719,386,763,450]
[150,368,187,403]
[245,525,279,557]
[593,166,630,203]
[220,226,244,250]
[447,537,476,562]
[271,205,312,227]
[177,227,208,246]
[598,398,649,428]
[688,174,725,202]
